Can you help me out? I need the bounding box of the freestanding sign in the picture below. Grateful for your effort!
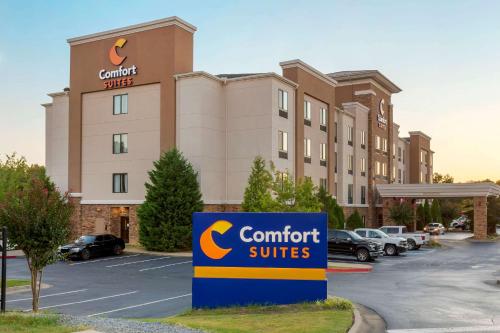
[192,212,327,308]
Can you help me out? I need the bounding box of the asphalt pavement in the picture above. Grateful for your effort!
[6,253,193,318]
[329,239,500,332]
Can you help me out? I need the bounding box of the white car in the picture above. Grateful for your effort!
[379,226,429,251]
[355,228,407,256]
[451,215,470,230]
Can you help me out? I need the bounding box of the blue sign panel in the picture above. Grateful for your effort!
[192,212,327,308]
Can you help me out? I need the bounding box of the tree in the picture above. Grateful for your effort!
[346,210,364,230]
[389,202,414,227]
[138,149,203,251]
[242,156,274,212]
[487,196,500,235]
[293,177,322,212]
[440,199,460,227]
[423,199,432,224]
[317,187,344,229]
[430,199,443,224]
[433,173,454,184]
[0,175,72,312]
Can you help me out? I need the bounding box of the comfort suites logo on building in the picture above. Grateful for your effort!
[192,212,327,308]
[98,37,138,89]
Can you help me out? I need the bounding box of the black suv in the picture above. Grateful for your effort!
[328,230,382,262]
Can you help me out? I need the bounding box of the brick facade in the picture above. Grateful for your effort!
[473,196,487,240]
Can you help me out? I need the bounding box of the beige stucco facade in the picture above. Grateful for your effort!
[81,84,161,203]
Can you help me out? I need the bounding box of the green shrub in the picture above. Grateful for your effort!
[345,210,363,230]
[138,149,203,251]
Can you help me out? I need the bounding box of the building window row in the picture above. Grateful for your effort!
[278,89,288,118]
[113,94,128,115]
[375,161,388,177]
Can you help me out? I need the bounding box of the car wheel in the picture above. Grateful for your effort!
[407,239,417,251]
[112,244,123,256]
[356,248,370,262]
[80,249,90,261]
[385,244,397,256]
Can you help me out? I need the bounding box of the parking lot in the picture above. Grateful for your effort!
[7,253,193,318]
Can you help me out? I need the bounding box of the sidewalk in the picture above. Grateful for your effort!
[124,245,192,258]
[349,303,386,333]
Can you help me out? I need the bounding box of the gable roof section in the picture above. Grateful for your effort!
[328,70,402,94]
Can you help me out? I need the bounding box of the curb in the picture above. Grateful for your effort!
[348,303,386,333]
[124,247,192,258]
[7,283,51,295]
[327,262,373,273]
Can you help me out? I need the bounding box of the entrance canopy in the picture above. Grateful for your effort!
[376,182,500,198]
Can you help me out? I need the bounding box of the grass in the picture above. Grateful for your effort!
[0,313,79,333]
[143,298,354,333]
[7,279,30,288]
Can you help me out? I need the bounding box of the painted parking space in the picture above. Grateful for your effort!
[6,253,193,318]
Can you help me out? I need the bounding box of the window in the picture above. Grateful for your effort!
[420,171,424,183]
[382,138,388,153]
[398,147,402,161]
[304,100,311,125]
[402,149,405,164]
[320,143,327,166]
[348,155,354,175]
[347,125,353,146]
[334,152,338,173]
[398,169,402,183]
[112,173,128,193]
[382,163,387,177]
[334,122,338,142]
[278,89,288,118]
[278,130,288,159]
[113,133,128,154]
[360,157,366,176]
[348,184,353,204]
[113,94,128,115]
[362,215,366,226]
[320,178,327,190]
[392,165,396,181]
[361,186,366,204]
[375,136,381,150]
[430,154,433,166]
[277,172,288,190]
[392,143,396,157]
[421,150,425,163]
[356,230,366,237]
[320,108,327,131]
[304,138,311,162]
[375,161,381,175]
[361,131,366,148]
[278,89,288,112]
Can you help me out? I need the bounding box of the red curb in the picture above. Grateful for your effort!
[326,267,372,273]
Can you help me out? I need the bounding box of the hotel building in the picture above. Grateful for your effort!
[43,17,433,243]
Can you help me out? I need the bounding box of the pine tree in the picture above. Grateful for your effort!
[423,199,432,224]
[138,148,203,251]
[242,156,274,212]
[346,210,364,230]
[430,199,442,224]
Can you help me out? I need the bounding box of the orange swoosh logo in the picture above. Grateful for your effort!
[200,220,232,260]
[109,38,127,66]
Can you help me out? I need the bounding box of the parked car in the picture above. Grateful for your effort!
[379,226,429,251]
[328,230,383,262]
[59,234,125,260]
[355,228,407,256]
[424,223,446,235]
[450,215,470,230]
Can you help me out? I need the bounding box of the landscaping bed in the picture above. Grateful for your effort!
[143,298,354,333]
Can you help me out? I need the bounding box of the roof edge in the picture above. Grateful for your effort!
[67,16,197,45]
[280,59,337,87]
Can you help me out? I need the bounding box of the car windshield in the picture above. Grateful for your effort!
[347,231,364,241]
[374,230,388,238]
[75,236,96,244]
[429,223,438,227]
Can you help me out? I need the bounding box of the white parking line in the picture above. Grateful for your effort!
[387,326,500,332]
[139,260,192,272]
[9,289,88,302]
[87,293,192,317]
[106,257,171,268]
[70,254,141,265]
[25,291,138,311]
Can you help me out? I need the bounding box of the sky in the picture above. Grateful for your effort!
[1,0,499,182]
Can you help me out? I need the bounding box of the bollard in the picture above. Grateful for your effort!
[1,226,7,313]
